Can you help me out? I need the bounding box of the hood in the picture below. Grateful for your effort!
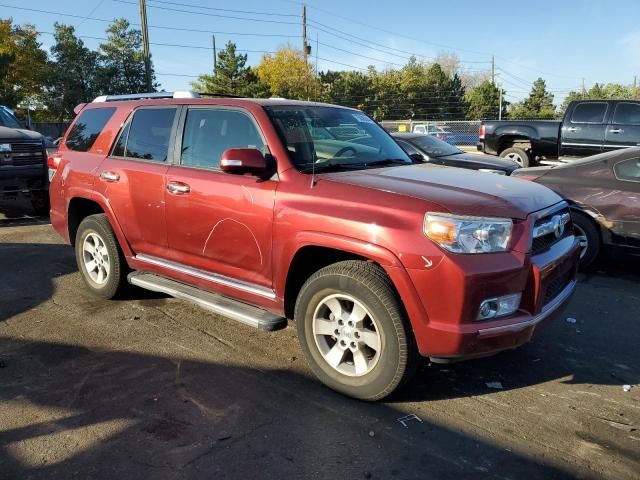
[0,126,44,142]
[442,152,520,172]
[320,164,563,220]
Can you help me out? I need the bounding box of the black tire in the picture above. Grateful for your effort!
[571,211,600,270]
[294,260,418,401]
[500,147,530,168]
[75,214,128,299]
[30,191,50,216]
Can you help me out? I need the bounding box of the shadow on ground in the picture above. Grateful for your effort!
[0,337,580,480]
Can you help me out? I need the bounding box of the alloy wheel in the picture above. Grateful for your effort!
[82,232,111,285]
[312,294,381,377]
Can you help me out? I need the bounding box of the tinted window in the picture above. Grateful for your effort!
[0,107,23,129]
[614,158,640,181]
[65,108,116,152]
[570,102,607,124]
[411,135,461,156]
[181,109,264,169]
[613,103,640,125]
[396,139,421,156]
[113,108,176,161]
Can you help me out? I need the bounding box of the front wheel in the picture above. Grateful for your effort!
[500,147,530,168]
[295,261,418,401]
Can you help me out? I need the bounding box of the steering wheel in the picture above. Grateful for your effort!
[333,146,357,158]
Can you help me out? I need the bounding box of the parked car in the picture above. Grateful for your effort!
[478,100,640,168]
[413,124,478,146]
[0,105,49,214]
[49,92,580,400]
[513,148,640,268]
[392,133,519,175]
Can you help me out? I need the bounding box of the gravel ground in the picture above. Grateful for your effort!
[1,198,639,479]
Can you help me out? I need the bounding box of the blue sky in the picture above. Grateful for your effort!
[3,0,640,103]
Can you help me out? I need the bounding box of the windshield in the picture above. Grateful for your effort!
[410,135,461,157]
[265,105,412,171]
[0,107,23,129]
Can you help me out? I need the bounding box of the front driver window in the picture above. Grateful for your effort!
[181,109,265,169]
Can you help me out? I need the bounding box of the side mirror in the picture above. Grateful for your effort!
[220,148,268,176]
[409,153,426,163]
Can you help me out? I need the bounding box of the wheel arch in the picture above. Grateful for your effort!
[67,195,133,257]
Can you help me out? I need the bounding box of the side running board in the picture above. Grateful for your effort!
[128,272,287,331]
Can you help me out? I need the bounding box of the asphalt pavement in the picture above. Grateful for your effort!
[1,197,639,479]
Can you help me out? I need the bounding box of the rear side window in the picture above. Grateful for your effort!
[613,102,640,125]
[112,108,176,161]
[570,102,607,124]
[65,108,116,151]
[614,158,640,182]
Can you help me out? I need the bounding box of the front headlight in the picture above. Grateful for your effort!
[424,213,513,253]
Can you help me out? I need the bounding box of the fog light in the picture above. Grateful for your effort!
[477,293,522,320]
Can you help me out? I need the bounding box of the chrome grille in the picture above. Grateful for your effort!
[4,142,45,166]
[532,208,571,255]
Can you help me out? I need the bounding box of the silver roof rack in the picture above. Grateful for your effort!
[92,91,200,102]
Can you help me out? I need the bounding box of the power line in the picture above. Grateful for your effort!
[276,0,492,57]
[0,4,299,38]
[113,0,301,25]
[308,19,490,65]
[76,0,107,28]
[143,0,300,17]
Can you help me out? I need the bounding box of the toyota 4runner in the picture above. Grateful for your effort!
[49,92,580,400]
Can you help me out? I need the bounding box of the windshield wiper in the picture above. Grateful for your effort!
[358,158,411,167]
[299,161,364,173]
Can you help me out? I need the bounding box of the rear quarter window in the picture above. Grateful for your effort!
[65,108,116,152]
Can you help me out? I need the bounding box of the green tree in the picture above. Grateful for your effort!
[560,82,636,113]
[44,23,103,122]
[368,66,401,120]
[192,41,267,97]
[255,46,317,99]
[0,19,48,109]
[98,18,156,94]
[465,80,507,120]
[319,70,372,111]
[509,78,555,119]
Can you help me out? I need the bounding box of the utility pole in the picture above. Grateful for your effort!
[212,34,217,73]
[634,75,638,99]
[302,4,309,99]
[498,87,503,120]
[302,4,308,67]
[581,77,586,95]
[138,0,152,91]
[491,55,495,85]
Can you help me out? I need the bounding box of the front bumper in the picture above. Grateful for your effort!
[0,165,47,195]
[406,234,580,359]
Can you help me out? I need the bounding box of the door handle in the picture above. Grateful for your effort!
[566,127,580,133]
[166,181,191,194]
[99,171,120,182]
[609,128,624,134]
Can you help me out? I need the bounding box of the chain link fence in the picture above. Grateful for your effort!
[380,120,481,147]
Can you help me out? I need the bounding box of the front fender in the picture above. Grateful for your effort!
[275,230,430,339]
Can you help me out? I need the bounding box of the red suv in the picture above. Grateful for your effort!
[49,92,580,400]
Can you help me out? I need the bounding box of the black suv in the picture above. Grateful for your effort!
[0,106,49,214]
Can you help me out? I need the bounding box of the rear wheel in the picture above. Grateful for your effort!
[571,211,600,270]
[75,214,128,299]
[500,147,530,168]
[295,261,418,401]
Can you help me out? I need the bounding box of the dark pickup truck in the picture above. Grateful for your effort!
[478,99,640,167]
[0,105,49,214]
